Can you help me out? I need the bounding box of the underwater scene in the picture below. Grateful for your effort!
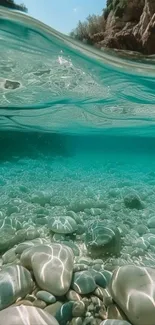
[1,7,155,325]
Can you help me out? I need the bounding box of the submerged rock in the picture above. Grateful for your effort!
[124,193,144,209]
[85,221,121,257]
[110,265,155,325]
[4,79,21,90]
[0,265,33,310]
[21,243,74,296]
[48,216,77,234]
[36,291,56,304]
[71,271,97,294]
[147,216,155,228]
[0,305,59,324]
[55,301,74,325]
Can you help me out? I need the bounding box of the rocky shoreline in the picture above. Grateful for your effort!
[74,0,155,55]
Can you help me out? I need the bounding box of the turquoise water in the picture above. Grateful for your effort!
[0,9,155,325]
[1,7,155,324]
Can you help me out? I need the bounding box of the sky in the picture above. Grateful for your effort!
[15,0,106,34]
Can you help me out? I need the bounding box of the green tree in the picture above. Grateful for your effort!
[70,14,105,43]
[0,0,27,12]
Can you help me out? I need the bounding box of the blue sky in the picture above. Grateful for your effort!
[15,0,106,34]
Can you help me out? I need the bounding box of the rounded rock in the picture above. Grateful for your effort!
[85,222,121,257]
[48,216,77,234]
[0,305,59,324]
[36,291,56,304]
[0,265,33,310]
[110,265,155,325]
[72,301,86,317]
[71,271,97,294]
[21,243,74,296]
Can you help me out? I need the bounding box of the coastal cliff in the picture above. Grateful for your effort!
[71,0,155,55]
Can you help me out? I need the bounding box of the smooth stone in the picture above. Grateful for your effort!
[55,301,74,325]
[94,287,112,305]
[67,211,82,224]
[33,299,47,309]
[36,291,56,304]
[70,317,83,325]
[48,216,77,234]
[100,321,131,325]
[0,229,21,253]
[31,191,51,206]
[110,265,155,325]
[45,301,63,316]
[0,305,59,324]
[21,243,74,296]
[147,217,155,228]
[124,193,144,210]
[85,222,121,257]
[72,301,86,317]
[4,79,21,90]
[0,265,33,310]
[135,225,148,236]
[15,238,48,254]
[66,290,82,301]
[89,269,107,288]
[2,248,17,264]
[71,271,97,294]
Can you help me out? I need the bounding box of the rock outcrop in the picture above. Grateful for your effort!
[94,0,155,54]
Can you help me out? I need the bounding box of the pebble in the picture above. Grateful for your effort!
[85,222,121,257]
[55,301,74,325]
[2,248,17,264]
[70,317,83,325]
[66,290,82,301]
[45,301,63,316]
[33,299,47,309]
[36,291,56,304]
[71,271,97,294]
[72,301,86,317]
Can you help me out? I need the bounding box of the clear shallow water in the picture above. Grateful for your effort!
[1,8,155,325]
[1,9,155,322]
